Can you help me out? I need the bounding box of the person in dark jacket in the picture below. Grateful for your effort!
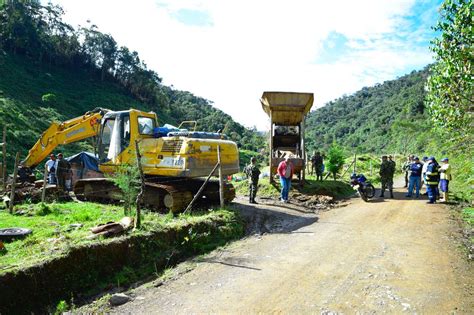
[55,153,71,192]
[244,157,261,204]
[379,155,393,198]
[405,156,423,198]
[425,156,440,204]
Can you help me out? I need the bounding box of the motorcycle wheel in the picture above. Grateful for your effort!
[358,188,368,201]
[365,184,376,198]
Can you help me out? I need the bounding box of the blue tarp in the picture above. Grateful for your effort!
[66,151,100,172]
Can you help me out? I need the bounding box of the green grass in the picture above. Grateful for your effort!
[234,176,354,199]
[0,202,238,274]
[462,207,474,227]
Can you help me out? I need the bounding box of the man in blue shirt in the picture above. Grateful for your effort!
[405,156,422,198]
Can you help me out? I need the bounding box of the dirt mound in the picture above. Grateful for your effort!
[290,192,335,210]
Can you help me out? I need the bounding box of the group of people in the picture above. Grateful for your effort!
[402,155,451,204]
[45,153,72,191]
[244,156,295,204]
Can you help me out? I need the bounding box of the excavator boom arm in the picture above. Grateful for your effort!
[23,108,107,169]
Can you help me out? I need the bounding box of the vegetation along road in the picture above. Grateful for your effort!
[109,184,473,313]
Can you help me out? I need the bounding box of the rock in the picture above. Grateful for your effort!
[109,293,132,306]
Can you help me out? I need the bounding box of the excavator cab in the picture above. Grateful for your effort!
[98,109,156,169]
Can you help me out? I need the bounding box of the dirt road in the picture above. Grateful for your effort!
[111,187,473,313]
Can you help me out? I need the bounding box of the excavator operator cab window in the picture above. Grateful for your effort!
[99,113,131,163]
[138,117,155,135]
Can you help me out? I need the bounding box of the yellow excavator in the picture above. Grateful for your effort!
[22,108,240,211]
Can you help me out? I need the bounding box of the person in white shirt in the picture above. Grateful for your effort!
[45,154,57,184]
[439,158,452,202]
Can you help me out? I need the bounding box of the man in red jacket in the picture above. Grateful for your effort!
[277,157,294,203]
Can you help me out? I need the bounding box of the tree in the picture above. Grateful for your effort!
[326,143,345,180]
[426,0,473,139]
[110,164,140,216]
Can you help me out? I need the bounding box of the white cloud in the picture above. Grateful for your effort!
[51,0,436,130]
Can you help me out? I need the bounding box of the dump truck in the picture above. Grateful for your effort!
[260,91,314,184]
[21,108,239,211]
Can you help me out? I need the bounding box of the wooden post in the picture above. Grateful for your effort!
[269,112,274,184]
[2,126,6,192]
[9,152,20,214]
[41,164,48,203]
[217,145,225,209]
[184,162,220,213]
[300,120,305,184]
[353,153,357,174]
[134,140,145,229]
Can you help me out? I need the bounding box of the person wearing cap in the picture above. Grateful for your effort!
[439,158,452,202]
[55,153,71,191]
[425,156,440,204]
[379,155,393,198]
[244,157,261,204]
[277,156,294,203]
[45,154,57,184]
[406,156,423,198]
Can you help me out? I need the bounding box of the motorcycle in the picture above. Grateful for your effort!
[350,174,375,202]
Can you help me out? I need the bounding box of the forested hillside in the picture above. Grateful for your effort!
[0,0,264,167]
[305,68,429,154]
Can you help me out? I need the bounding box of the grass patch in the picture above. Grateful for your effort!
[0,202,241,275]
[462,207,474,226]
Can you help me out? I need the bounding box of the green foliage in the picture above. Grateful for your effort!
[109,164,140,216]
[426,0,473,137]
[326,143,345,180]
[41,93,57,103]
[54,300,69,315]
[305,68,429,154]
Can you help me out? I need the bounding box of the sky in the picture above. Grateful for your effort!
[51,0,443,130]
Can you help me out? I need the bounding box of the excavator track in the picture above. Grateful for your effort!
[74,178,235,212]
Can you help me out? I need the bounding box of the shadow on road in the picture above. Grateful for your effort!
[232,200,318,235]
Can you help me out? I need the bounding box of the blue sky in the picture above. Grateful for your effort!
[53,0,443,130]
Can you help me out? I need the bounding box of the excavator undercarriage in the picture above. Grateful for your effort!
[73,177,236,212]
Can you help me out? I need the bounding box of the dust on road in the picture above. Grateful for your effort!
[109,186,473,314]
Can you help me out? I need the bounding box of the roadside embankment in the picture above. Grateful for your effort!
[0,207,243,314]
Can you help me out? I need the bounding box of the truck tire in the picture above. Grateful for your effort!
[0,228,32,242]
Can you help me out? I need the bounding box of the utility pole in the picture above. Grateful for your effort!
[41,164,48,203]
[217,145,224,208]
[9,152,19,214]
[134,140,145,229]
[2,126,6,192]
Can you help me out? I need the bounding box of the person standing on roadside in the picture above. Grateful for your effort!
[402,155,413,188]
[439,158,452,203]
[244,157,261,204]
[405,156,423,198]
[277,156,294,203]
[55,153,71,192]
[313,151,324,181]
[425,156,440,204]
[421,156,428,192]
[379,155,393,198]
[45,154,57,184]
